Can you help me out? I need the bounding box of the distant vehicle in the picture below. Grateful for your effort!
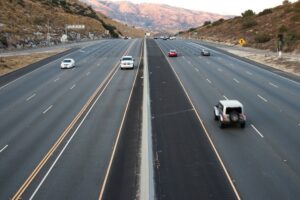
[120,56,134,69]
[201,49,211,56]
[214,100,246,128]
[60,58,75,69]
[124,36,128,39]
[169,36,176,40]
[168,50,178,57]
[153,36,158,39]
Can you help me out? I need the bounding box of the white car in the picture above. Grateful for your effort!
[60,58,75,69]
[214,100,246,128]
[120,56,134,69]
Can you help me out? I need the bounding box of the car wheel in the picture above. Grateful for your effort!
[241,122,246,128]
[220,121,225,129]
[214,113,218,120]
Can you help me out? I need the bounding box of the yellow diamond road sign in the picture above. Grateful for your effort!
[239,38,246,45]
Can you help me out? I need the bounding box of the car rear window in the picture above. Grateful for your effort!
[226,107,242,114]
[63,60,72,63]
[122,57,133,61]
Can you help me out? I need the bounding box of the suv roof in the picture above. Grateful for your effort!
[122,56,133,59]
[219,100,243,108]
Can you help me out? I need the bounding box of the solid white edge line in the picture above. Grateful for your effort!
[26,93,36,101]
[140,38,155,200]
[54,77,60,82]
[42,105,53,114]
[257,94,268,102]
[194,68,199,72]
[223,95,228,100]
[157,42,241,200]
[0,145,8,153]
[251,124,264,138]
[30,40,137,200]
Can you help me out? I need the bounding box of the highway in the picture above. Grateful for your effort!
[155,38,300,199]
[0,38,299,200]
[0,39,143,199]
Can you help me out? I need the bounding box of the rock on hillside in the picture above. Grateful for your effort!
[0,0,144,49]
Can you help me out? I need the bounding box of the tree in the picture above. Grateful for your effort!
[282,0,290,5]
[241,9,255,18]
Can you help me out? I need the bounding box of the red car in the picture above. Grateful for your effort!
[168,50,178,57]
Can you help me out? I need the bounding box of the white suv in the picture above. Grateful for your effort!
[120,56,134,69]
[214,100,246,128]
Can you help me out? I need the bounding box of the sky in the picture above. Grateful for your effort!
[110,0,298,15]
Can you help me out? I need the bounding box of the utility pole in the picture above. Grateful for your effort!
[277,34,284,58]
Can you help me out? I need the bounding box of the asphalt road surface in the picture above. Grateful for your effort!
[1,38,300,200]
[155,38,300,200]
[0,39,143,199]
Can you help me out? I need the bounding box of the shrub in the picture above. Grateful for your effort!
[242,19,258,29]
[188,28,196,32]
[0,35,8,47]
[242,10,255,18]
[258,9,273,16]
[255,34,271,43]
[212,18,225,26]
[291,13,300,22]
[282,0,290,5]
[293,1,300,13]
[285,32,300,45]
[203,21,211,26]
[278,25,288,33]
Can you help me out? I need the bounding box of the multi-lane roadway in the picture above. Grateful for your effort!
[0,38,299,199]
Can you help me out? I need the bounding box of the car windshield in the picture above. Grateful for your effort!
[63,59,72,63]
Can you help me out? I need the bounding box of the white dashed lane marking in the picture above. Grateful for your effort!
[43,105,53,114]
[26,93,36,101]
[233,78,240,83]
[257,94,268,102]
[246,71,253,76]
[269,82,279,88]
[70,84,76,90]
[0,145,8,153]
[251,124,264,138]
[206,79,212,84]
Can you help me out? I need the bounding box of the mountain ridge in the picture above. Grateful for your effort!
[80,0,231,33]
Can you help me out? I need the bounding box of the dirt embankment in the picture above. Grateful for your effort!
[0,50,63,76]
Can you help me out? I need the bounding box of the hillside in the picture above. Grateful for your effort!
[0,0,144,49]
[80,0,230,33]
[180,1,300,52]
